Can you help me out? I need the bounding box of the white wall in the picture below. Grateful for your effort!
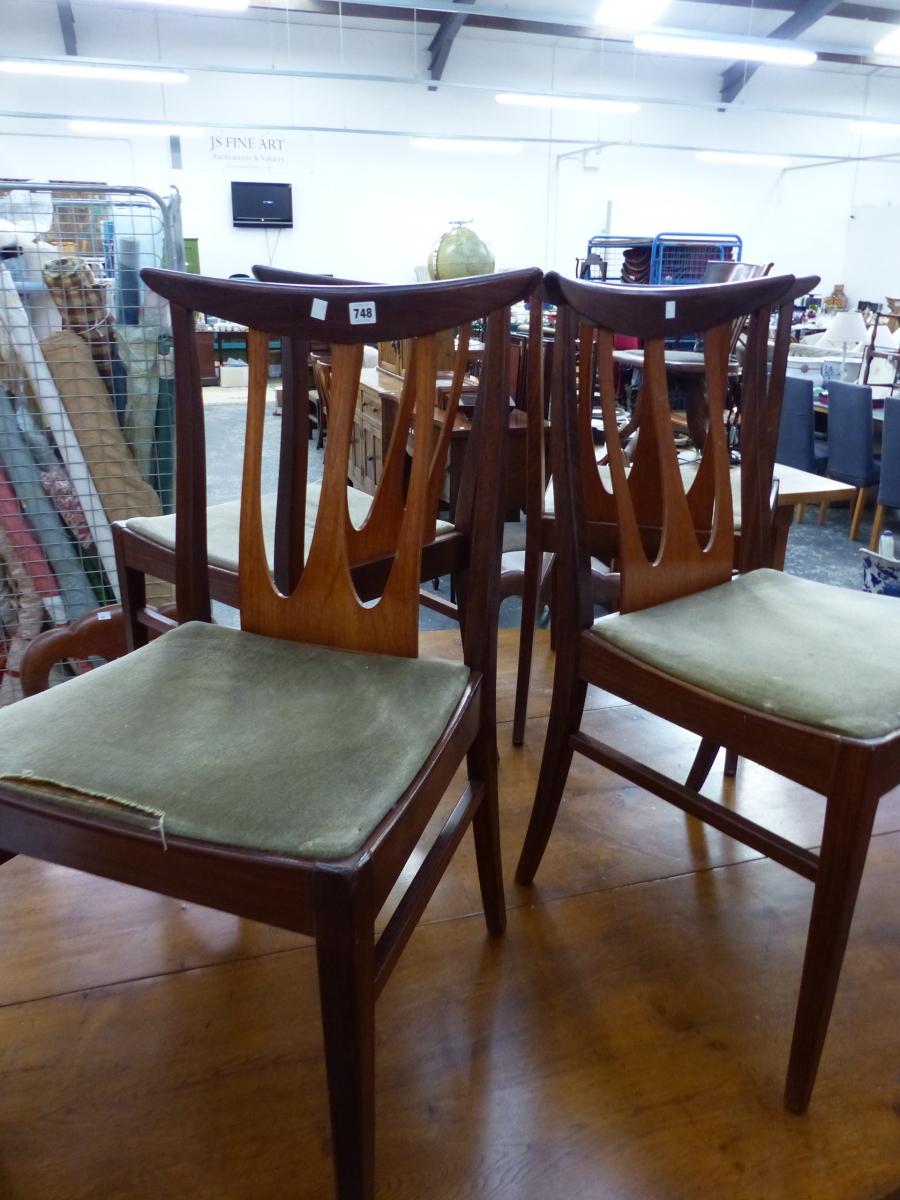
[2,0,900,298]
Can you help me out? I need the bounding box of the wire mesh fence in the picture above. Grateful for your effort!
[0,181,183,702]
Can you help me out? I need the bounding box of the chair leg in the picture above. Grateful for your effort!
[783,745,880,1114]
[795,503,805,524]
[515,672,588,885]
[818,499,829,526]
[849,487,868,541]
[512,534,543,746]
[468,729,507,936]
[314,865,376,1200]
[685,738,720,791]
[869,504,885,552]
[723,748,739,776]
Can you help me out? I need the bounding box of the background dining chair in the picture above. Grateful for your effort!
[819,380,880,539]
[776,375,828,475]
[514,271,900,1115]
[0,265,541,1200]
[869,394,900,551]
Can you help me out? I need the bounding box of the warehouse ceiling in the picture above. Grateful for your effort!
[251,0,900,100]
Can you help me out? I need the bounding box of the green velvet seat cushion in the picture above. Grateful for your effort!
[0,621,471,859]
[125,483,454,572]
[592,568,900,739]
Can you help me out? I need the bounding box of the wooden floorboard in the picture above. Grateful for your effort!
[0,629,898,1198]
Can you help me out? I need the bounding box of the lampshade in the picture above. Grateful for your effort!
[819,310,868,349]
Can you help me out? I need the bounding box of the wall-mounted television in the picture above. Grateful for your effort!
[231,182,293,229]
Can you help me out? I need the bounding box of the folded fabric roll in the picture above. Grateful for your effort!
[41,329,173,609]
[42,256,118,398]
[115,325,160,482]
[0,393,97,622]
[41,329,164,526]
[0,461,64,622]
[0,263,119,589]
[0,520,44,707]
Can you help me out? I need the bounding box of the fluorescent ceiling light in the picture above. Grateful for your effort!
[496,93,639,114]
[0,60,188,82]
[120,0,249,8]
[853,120,900,134]
[411,138,522,153]
[595,0,669,30]
[71,120,203,136]
[698,150,791,166]
[634,34,816,65]
[874,28,900,54]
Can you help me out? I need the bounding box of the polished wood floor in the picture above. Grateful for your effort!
[1,630,899,1199]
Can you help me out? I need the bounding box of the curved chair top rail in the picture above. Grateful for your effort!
[543,271,796,338]
[142,267,543,342]
[251,265,371,286]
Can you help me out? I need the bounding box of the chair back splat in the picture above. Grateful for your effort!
[141,268,539,660]
[543,272,814,617]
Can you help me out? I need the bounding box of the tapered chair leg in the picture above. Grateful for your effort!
[516,673,588,884]
[314,865,377,1200]
[869,504,886,552]
[723,748,739,776]
[849,487,868,541]
[469,729,508,935]
[685,738,721,791]
[783,746,880,1114]
[512,534,543,746]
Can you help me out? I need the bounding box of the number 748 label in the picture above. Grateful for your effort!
[349,301,377,325]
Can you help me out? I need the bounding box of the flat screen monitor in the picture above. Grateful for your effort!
[231,182,293,229]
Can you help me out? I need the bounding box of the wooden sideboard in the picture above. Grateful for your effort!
[349,367,528,520]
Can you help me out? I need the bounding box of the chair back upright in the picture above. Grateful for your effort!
[776,376,819,473]
[877,395,900,509]
[140,268,541,661]
[825,381,880,488]
[543,271,806,621]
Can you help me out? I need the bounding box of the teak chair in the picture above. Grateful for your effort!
[0,264,540,1200]
[110,270,477,654]
[511,273,806,746]
[512,270,900,1114]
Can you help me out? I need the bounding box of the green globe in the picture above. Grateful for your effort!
[428,223,495,280]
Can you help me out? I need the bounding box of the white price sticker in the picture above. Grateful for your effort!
[665,300,676,319]
[349,301,377,325]
[310,297,328,320]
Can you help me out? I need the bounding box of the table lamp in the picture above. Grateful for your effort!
[819,310,868,351]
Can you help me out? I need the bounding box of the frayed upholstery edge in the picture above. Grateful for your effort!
[0,773,168,850]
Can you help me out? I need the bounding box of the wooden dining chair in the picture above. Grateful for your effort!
[512,270,900,1115]
[511,272,812,746]
[110,269,477,651]
[0,265,540,1200]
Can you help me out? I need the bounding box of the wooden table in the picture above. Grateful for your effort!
[613,349,741,448]
[351,367,528,519]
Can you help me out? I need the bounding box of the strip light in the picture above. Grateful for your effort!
[71,120,203,136]
[634,34,816,65]
[874,29,900,54]
[496,93,639,114]
[0,61,188,82]
[698,150,791,166]
[853,119,900,134]
[120,0,249,8]
[595,0,669,30]
[411,138,522,153]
